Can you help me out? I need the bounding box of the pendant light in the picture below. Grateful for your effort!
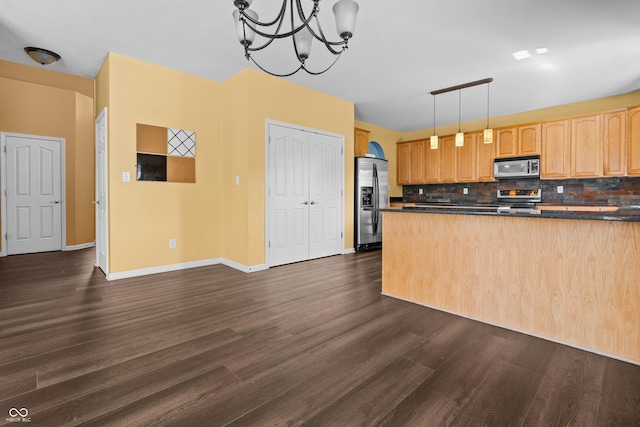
[430,95,438,149]
[483,80,493,144]
[455,90,464,147]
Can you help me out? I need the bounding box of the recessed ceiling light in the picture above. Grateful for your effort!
[536,47,549,54]
[512,50,531,61]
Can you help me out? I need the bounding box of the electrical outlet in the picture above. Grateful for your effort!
[463,188,469,195]
[169,239,176,249]
[418,188,423,195]
[557,186,564,194]
[122,171,131,182]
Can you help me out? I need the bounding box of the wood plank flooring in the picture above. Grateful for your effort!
[0,248,639,426]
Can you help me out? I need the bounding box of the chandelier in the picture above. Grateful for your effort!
[232,0,359,77]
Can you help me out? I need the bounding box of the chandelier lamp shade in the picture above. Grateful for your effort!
[429,77,494,149]
[232,0,359,77]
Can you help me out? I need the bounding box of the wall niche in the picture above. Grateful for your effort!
[136,123,196,183]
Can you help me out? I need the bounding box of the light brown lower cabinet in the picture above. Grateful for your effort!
[382,211,640,363]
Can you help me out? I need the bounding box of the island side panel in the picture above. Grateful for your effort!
[381,211,640,363]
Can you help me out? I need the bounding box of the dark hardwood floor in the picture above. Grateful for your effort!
[1,249,639,426]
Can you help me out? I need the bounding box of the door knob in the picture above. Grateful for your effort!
[301,201,309,205]
[92,200,100,205]
[51,199,60,204]
[310,201,317,205]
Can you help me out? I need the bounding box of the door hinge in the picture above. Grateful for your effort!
[341,232,343,238]
[268,241,271,248]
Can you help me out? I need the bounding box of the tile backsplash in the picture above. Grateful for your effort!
[403,177,640,206]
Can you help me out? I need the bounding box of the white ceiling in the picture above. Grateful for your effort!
[2,0,640,132]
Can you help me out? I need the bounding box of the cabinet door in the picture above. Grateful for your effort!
[478,130,495,181]
[518,124,541,155]
[396,142,412,184]
[628,107,640,176]
[571,115,602,177]
[542,119,570,178]
[456,132,477,182]
[439,136,457,182]
[410,140,425,183]
[354,128,370,157]
[603,110,626,176]
[495,127,517,157]
[424,142,440,183]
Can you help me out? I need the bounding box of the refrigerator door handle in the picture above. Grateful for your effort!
[372,163,379,235]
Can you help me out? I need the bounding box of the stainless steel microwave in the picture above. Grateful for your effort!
[494,156,540,178]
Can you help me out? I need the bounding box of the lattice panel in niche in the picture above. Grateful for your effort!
[136,123,196,183]
[168,128,196,157]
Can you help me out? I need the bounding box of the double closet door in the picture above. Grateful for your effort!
[268,123,343,267]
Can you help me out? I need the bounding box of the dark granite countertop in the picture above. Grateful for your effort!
[379,206,640,222]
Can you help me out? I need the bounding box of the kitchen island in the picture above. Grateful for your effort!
[381,208,640,364]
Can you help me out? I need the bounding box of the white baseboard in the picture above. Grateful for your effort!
[221,259,268,273]
[106,257,268,280]
[64,242,96,251]
[343,248,355,254]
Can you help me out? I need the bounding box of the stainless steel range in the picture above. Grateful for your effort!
[496,188,542,214]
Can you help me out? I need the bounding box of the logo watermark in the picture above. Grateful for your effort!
[6,407,31,423]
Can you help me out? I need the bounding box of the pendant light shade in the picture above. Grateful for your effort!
[333,0,359,40]
[455,132,464,147]
[293,26,313,61]
[233,9,258,47]
[484,128,493,144]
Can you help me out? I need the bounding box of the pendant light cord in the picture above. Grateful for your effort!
[458,90,461,132]
[486,82,490,129]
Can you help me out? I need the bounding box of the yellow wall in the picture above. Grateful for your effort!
[222,69,355,266]
[0,61,95,250]
[97,60,353,272]
[354,120,403,197]
[96,53,223,273]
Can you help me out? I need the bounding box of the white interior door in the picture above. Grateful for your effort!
[268,125,310,266]
[267,123,343,267]
[309,133,343,259]
[95,108,109,274]
[3,134,63,255]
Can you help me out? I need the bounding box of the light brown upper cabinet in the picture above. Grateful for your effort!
[439,136,457,182]
[602,110,626,176]
[477,130,495,181]
[541,119,571,178]
[571,115,602,177]
[495,127,517,157]
[518,124,542,156]
[396,141,412,184]
[424,142,440,183]
[410,140,425,183]
[495,124,541,158]
[354,128,370,157]
[628,106,640,176]
[456,132,478,182]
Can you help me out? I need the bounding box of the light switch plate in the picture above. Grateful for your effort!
[463,188,469,195]
[122,171,131,182]
[557,185,564,193]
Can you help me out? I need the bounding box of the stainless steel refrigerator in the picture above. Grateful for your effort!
[355,157,388,252]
